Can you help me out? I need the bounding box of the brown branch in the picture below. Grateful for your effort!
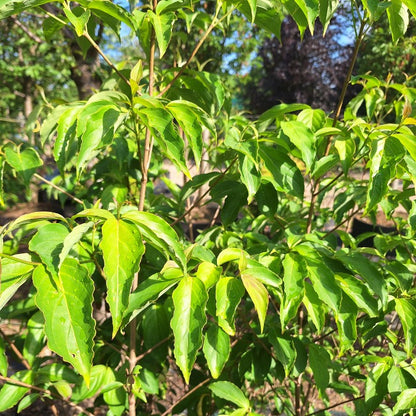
[161,378,211,416]
[33,173,84,206]
[0,374,95,416]
[170,157,238,227]
[0,329,31,370]
[11,16,43,43]
[135,335,172,364]
[323,206,361,238]
[305,394,364,416]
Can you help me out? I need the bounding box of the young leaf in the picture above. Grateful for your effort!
[241,271,269,333]
[171,276,208,383]
[216,276,245,336]
[100,218,144,338]
[393,388,416,414]
[209,381,250,410]
[203,324,231,379]
[386,0,409,43]
[149,11,175,57]
[196,261,221,290]
[33,260,95,384]
[122,210,186,271]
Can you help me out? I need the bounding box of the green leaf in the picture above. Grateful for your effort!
[303,283,325,332]
[196,262,221,290]
[281,0,308,37]
[23,311,45,366]
[217,248,248,266]
[269,333,296,376]
[0,254,34,310]
[100,218,144,338]
[29,223,69,278]
[334,136,355,174]
[33,260,95,384]
[4,145,42,186]
[72,208,115,221]
[258,103,309,129]
[386,0,409,43]
[281,120,315,172]
[393,133,416,161]
[171,276,208,383]
[259,145,304,198]
[0,337,8,376]
[125,267,182,324]
[122,210,186,270]
[335,250,387,305]
[395,298,416,356]
[16,393,39,413]
[88,0,134,29]
[393,388,416,413]
[0,370,33,412]
[241,271,269,333]
[365,360,390,413]
[239,155,261,204]
[0,0,50,19]
[59,222,94,268]
[64,5,91,37]
[309,344,331,397]
[149,11,175,57]
[255,180,278,217]
[281,252,305,328]
[335,294,357,353]
[137,106,190,177]
[209,381,250,410]
[312,154,339,179]
[203,325,231,379]
[319,0,339,34]
[216,277,245,336]
[365,165,391,214]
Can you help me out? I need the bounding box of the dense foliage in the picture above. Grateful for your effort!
[1,0,416,415]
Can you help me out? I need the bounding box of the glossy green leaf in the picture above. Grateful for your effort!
[203,324,230,379]
[33,260,95,384]
[259,145,304,198]
[59,221,93,269]
[4,145,42,186]
[393,388,416,413]
[309,344,331,396]
[239,155,261,204]
[255,180,278,217]
[241,271,269,333]
[0,254,34,310]
[319,0,339,33]
[72,208,115,221]
[312,154,339,179]
[16,393,39,413]
[216,276,245,336]
[335,250,387,304]
[88,0,134,29]
[281,252,305,328]
[365,360,390,413]
[196,261,221,290]
[281,120,315,172]
[217,248,247,266]
[125,267,182,324]
[258,103,309,129]
[245,264,281,289]
[393,133,416,161]
[36,363,80,384]
[0,370,33,412]
[137,106,190,177]
[64,6,90,37]
[23,311,45,366]
[171,276,208,383]
[334,137,355,174]
[149,11,175,57]
[365,165,391,214]
[122,210,186,270]
[387,0,409,43]
[100,218,144,337]
[269,333,296,376]
[281,0,308,36]
[335,294,357,353]
[395,298,416,356]
[209,381,250,410]
[0,0,50,19]
[303,283,325,332]
[29,223,69,278]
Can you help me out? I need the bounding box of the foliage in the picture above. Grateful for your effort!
[1,0,416,415]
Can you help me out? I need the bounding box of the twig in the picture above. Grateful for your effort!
[33,173,84,206]
[161,378,211,416]
[0,252,40,266]
[170,157,238,226]
[323,206,361,238]
[0,374,95,416]
[11,16,43,43]
[135,335,173,363]
[83,31,131,88]
[0,329,31,370]
[305,394,365,416]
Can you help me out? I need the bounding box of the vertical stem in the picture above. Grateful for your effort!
[129,1,157,415]
[306,18,367,234]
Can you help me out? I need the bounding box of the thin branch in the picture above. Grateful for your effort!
[33,173,84,206]
[0,329,31,370]
[83,31,131,88]
[0,374,95,416]
[323,206,361,238]
[305,394,364,416]
[158,6,231,97]
[11,16,43,43]
[170,157,238,226]
[135,335,172,363]
[161,378,211,416]
[0,252,40,266]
